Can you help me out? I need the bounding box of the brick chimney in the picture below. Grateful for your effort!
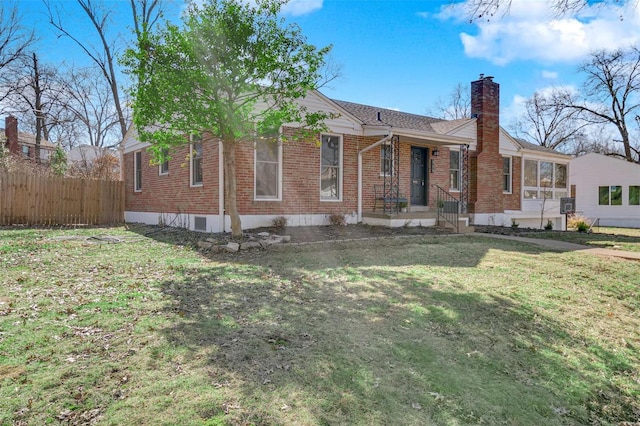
[5,116,19,155]
[468,74,503,214]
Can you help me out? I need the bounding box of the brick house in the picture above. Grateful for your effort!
[122,75,571,232]
[2,116,57,164]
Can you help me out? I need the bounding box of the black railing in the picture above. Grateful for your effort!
[435,185,459,233]
[383,135,402,214]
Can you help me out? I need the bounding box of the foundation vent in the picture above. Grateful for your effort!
[194,216,207,232]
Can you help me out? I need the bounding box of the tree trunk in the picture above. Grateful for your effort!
[33,53,42,164]
[223,140,242,238]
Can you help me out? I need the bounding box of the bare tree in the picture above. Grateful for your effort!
[45,0,163,143]
[511,89,591,152]
[557,46,640,162]
[462,0,629,21]
[4,52,72,161]
[60,66,123,148]
[428,82,471,120]
[0,5,34,107]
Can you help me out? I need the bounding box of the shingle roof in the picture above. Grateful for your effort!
[331,99,444,132]
[512,137,561,154]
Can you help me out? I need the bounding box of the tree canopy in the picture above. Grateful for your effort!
[124,0,337,237]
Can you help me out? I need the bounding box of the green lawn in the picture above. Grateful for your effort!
[1,225,639,425]
[526,226,640,252]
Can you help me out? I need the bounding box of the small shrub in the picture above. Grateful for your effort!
[568,213,591,232]
[329,213,346,227]
[271,216,288,229]
[576,221,589,233]
[544,219,554,230]
[511,219,519,229]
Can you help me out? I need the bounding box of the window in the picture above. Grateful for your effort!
[134,151,142,192]
[523,159,567,199]
[255,138,280,200]
[159,148,169,175]
[449,150,460,191]
[320,134,341,200]
[21,145,30,158]
[599,185,622,205]
[630,186,640,205]
[190,135,203,186]
[503,156,512,193]
[380,144,393,176]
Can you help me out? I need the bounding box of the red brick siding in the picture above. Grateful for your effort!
[470,77,504,214]
[503,156,521,210]
[125,129,475,216]
[124,137,220,215]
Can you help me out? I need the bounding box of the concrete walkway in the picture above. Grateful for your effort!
[474,233,640,261]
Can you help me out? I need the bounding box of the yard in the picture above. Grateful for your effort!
[1,225,639,425]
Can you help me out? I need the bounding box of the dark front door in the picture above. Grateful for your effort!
[411,147,427,206]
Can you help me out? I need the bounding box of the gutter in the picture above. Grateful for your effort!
[357,132,393,222]
[219,141,225,232]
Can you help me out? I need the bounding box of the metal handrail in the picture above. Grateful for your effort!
[435,185,459,233]
[588,217,600,233]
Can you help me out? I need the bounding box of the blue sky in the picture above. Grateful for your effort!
[7,0,640,130]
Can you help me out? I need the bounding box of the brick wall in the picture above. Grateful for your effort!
[470,76,505,214]
[124,135,220,216]
[125,128,458,217]
[504,156,522,210]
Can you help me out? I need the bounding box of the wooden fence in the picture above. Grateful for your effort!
[0,171,124,226]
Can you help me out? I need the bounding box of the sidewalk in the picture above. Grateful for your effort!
[475,233,640,261]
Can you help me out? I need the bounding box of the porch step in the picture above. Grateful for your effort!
[362,211,474,233]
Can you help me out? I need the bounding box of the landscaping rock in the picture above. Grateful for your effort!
[197,241,214,250]
[226,242,240,252]
[240,241,262,250]
[257,232,270,237]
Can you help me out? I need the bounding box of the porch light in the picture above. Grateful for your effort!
[431,148,439,157]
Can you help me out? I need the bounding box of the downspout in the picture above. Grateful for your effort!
[357,132,393,222]
[218,141,225,232]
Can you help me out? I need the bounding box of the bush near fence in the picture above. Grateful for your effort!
[0,171,124,226]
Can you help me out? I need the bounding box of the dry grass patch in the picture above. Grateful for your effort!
[0,226,639,425]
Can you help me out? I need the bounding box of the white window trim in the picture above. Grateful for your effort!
[503,156,512,194]
[522,158,568,200]
[380,142,394,177]
[134,150,142,192]
[254,139,283,201]
[320,133,343,202]
[159,149,169,176]
[190,136,203,187]
[449,149,461,193]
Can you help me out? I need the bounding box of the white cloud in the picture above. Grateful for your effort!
[441,0,640,65]
[541,70,558,79]
[281,0,323,16]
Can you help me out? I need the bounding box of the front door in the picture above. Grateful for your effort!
[411,147,427,206]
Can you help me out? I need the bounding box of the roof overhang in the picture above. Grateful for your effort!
[362,124,473,146]
[520,148,572,161]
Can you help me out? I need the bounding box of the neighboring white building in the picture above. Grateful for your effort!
[569,153,640,228]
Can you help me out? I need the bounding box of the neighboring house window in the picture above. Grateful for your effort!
[159,148,169,175]
[449,150,460,191]
[255,138,280,200]
[320,134,341,200]
[190,135,203,186]
[599,185,622,205]
[523,159,567,199]
[503,156,512,193]
[21,145,30,158]
[134,151,142,192]
[380,143,393,176]
[630,185,640,205]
